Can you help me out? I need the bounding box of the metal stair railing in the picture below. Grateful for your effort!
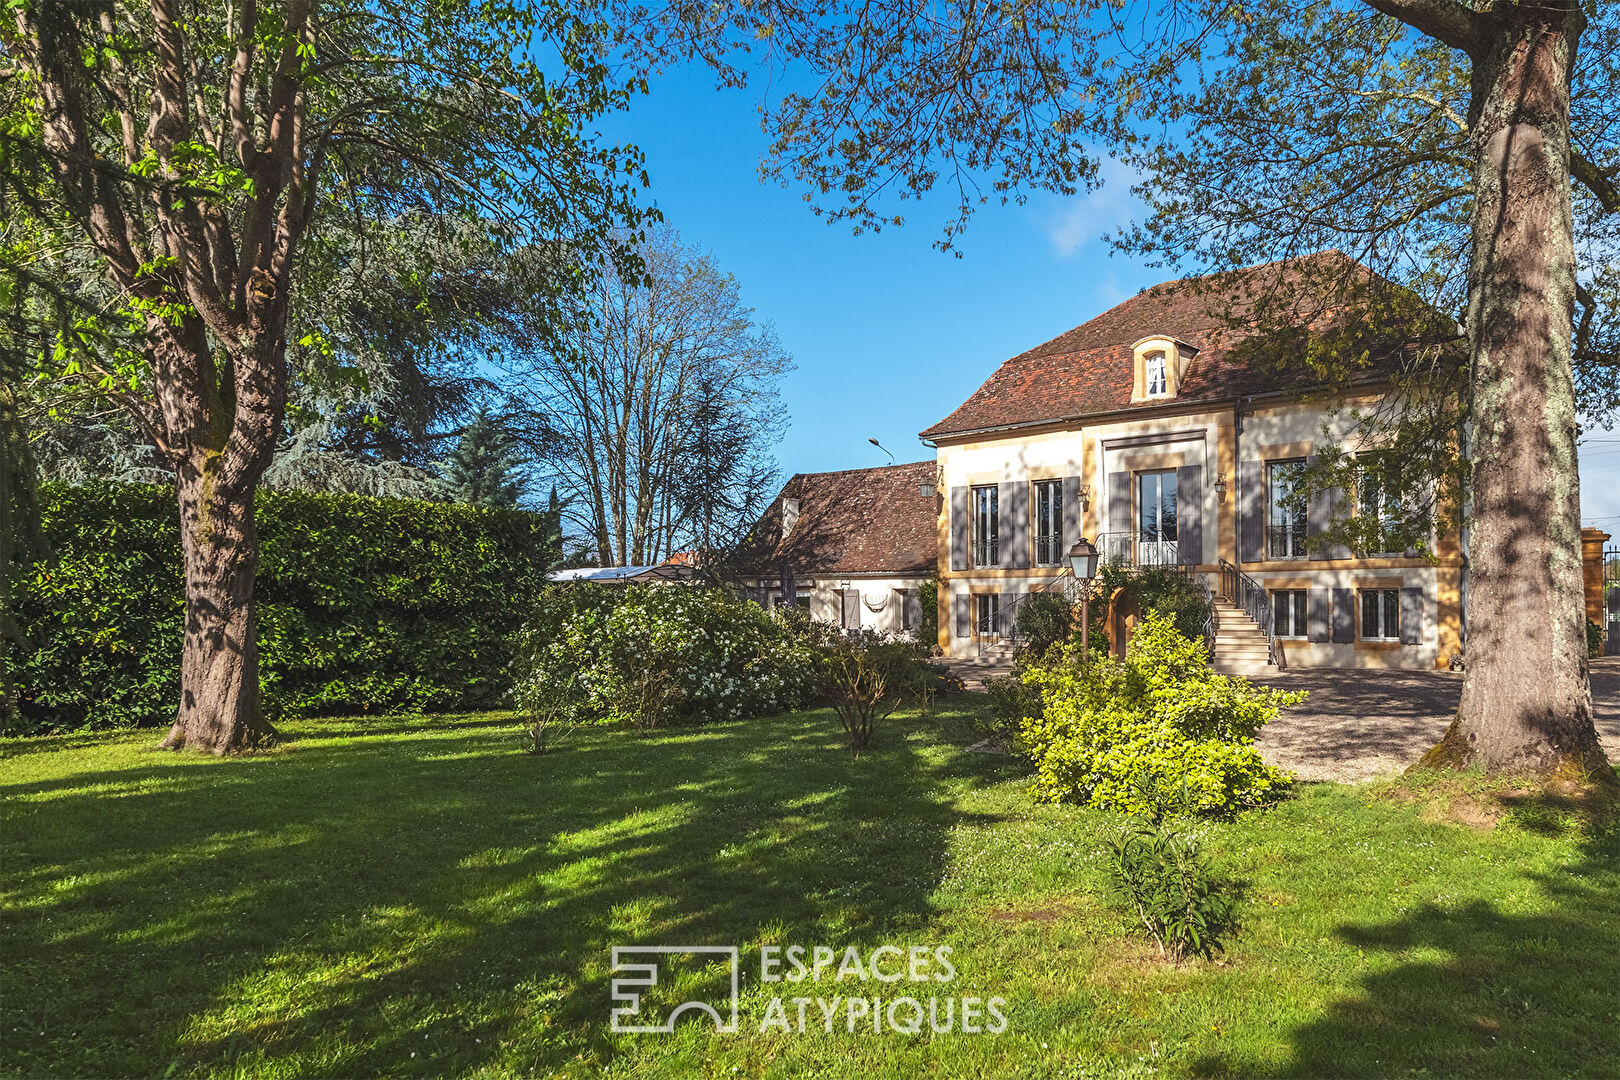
[1218,559,1276,665]
[1196,572,1217,657]
[1003,569,1083,655]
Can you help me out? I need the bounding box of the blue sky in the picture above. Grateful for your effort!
[612,64,1620,534]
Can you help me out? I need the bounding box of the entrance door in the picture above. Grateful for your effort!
[1137,470,1179,567]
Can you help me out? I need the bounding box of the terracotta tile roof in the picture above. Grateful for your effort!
[920,252,1434,440]
[738,461,937,577]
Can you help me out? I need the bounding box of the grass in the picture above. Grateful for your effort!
[3,700,1618,1079]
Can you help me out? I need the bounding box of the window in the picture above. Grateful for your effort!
[1267,459,1308,559]
[1358,474,1404,556]
[976,593,1000,637]
[1144,350,1168,396]
[1034,480,1064,565]
[1136,470,1178,565]
[972,485,999,566]
[1272,590,1308,638]
[1360,588,1400,640]
[899,589,913,631]
[795,596,811,610]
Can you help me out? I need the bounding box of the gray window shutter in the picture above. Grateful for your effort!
[1062,475,1083,549]
[1305,455,1330,562]
[1176,464,1203,565]
[1331,588,1355,643]
[1315,485,1354,561]
[841,589,860,629]
[949,486,969,571]
[954,593,970,639]
[905,589,923,630]
[1400,586,1423,645]
[1107,471,1131,540]
[1000,481,1029,568]
[1239,460,1265,564]
[1307,588,1331,643]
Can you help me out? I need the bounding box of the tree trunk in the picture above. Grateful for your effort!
[158,465,277,753]
[1423,3,1609,778]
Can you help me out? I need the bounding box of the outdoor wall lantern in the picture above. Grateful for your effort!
[1214,471,1228,504]
[920,462,943,499]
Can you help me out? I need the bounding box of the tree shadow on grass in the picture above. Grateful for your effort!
[0,703,1013,1077]
[1193,783,1620,1078]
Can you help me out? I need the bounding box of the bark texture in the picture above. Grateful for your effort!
[160,465,276,752]
[1424,1,1609,777]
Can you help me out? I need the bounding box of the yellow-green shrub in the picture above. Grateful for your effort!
[1018,613,1302,814]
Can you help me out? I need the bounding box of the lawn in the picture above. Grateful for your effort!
[3,700,1618,1079]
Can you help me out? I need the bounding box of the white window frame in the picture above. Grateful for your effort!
[1034,479,1063,566]
[1144,350,1168,397]
[1271,589,1308,639]
[1360,588,1401,641]
[976,593,1000,637]
[972,485,999,567]
[1358,475,1403,556]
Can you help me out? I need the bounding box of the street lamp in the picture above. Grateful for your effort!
[1068,537,1100,659]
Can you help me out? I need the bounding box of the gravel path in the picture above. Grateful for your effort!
[1251,657,1620,783]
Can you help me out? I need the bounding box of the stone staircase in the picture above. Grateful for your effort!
[943,642,1017,688]
[1211,599,1276,675]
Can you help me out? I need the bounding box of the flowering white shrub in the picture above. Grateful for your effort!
[511,583,818,726]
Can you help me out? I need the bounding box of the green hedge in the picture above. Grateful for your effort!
[11,482,557,734]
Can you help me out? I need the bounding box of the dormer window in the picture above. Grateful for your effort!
[1131,335,1199,403]
[1144,350,1168,397]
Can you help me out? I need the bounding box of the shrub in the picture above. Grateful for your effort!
[1105,779,1234,961]
[915,573,940,650]
[1589,619,1605,659]
[812,629,929,750]
[1015,591,1074,658]
[12,482,557,734]
[510,583,815,727]
[1019,612,1301,814]
[1088,564,1213,646]
[981,671,1041,739]
[518,671,579,754]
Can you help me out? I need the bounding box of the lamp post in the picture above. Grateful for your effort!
[1068,537,1100,659]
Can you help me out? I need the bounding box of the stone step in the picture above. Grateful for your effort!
[1212,659,1275,676]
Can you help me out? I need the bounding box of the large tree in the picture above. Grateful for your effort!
[1,0,642,751]
[506,224,790,566]
[621,0,1618,779]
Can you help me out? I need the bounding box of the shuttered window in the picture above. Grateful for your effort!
[976,593,1000,636]
[1360,588,1401,640]
[1034,480,1063,566]
[1272,590,1308,638]
[1267,459,1308,559]
[972,485,999,567]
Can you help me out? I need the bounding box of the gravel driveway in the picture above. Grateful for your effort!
[1251,656,1620,782]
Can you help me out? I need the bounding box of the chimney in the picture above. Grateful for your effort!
[782,497,800,539]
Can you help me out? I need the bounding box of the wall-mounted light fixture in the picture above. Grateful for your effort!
[1078,485,1092,514]
[1214,471,1228,504]
[920,462,944,499]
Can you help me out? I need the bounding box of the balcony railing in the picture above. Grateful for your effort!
[1267,523,1308,560]
[1099,532,1182,569]
[1034,532,1064,567]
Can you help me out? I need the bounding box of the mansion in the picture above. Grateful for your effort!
[742,256,1465,672]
